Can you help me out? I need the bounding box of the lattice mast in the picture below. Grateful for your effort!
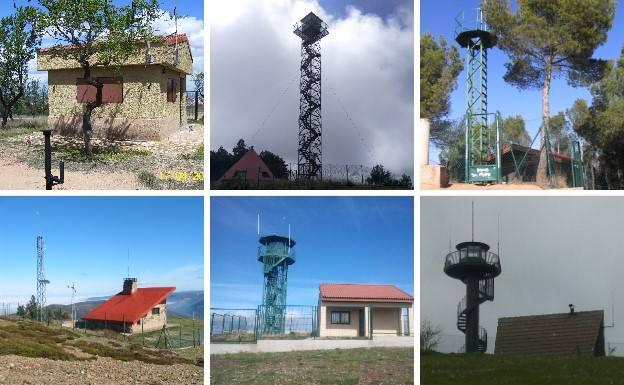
[293,12,329,180]
[443,205,501,352]
[456,8,500,183]
[258,235,296,334]
[36,235,49,322]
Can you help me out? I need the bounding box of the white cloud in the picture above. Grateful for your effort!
[152,11,205,79]
[210,0,414,176]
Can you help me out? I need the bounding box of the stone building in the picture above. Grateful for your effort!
[37,34,193,140]
[317,283,414,338]
[81,278,175,334]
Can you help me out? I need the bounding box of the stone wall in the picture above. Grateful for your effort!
[38,40,193,75]
[47,66,187,140]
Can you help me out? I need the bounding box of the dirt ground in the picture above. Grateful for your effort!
[0,354,203,385]
[0,123,204,190]
[421,182,544,190]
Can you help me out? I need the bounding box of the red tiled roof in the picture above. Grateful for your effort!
[39,34,189,53]
[495,310,605,356]
[219,149,275,181]
[82,287,175,323]
[319,283,413,303]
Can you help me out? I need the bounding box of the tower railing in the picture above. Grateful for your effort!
[454,8,489,37]
[444,249,500,271]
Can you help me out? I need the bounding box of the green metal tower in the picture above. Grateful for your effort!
[456,8,501,183]
[257,234,296,334]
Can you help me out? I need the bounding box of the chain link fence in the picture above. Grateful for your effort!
[186,90,204,122]
[210,305,318,343]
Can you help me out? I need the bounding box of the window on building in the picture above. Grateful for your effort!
[152,307,160,315]
[76,77,123,103]
[234,170,247,178]
[331,311,350,324]
[167,78,178,102]
[261,171,270,178]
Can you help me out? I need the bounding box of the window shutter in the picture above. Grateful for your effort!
[76,78,123,104]
[167,78,178,103]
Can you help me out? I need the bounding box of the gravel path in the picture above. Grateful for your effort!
[0,124,203,190]
[0,355,203,385]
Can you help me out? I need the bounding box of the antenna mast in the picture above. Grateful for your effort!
[68,283,77,327]
[36,235,49,322]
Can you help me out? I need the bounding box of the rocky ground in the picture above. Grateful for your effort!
[0,123,204,190]
[0,355,203,385]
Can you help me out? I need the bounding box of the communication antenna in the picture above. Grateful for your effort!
[36,235,50,322]
[67,283,77,327]
[257,214,260,235]
[605,291,616,328]
[127,249,131,279]
[471,201,475,242]
[497,213,500,255]
[288,224,291,253]
[173,0,180,64]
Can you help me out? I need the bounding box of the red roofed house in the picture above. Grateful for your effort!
[318,283,414,338]
[219,149,275,182]
[82,278,175,334]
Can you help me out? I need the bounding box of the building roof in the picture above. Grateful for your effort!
[37,33,193,74]
[494,310,605,356]
[82,287,175,323]
[219,149,275,181]
[319,283,413,303]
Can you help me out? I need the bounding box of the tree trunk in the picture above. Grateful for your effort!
[1,109,7,127]
[537,59,553,185]
[83,106,94,156]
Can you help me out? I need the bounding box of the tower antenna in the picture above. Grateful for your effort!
[36,235,50,322]
[67,283,77,328]
[293,12,329,180]
[472,201,475,242]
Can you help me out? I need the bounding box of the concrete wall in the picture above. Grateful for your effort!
[319,301,414,337]
[47,66,186,140]
[211,335,415,354]
[321,306,361,337]
[372,308,401,335]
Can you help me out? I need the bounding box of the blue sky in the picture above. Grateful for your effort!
[319,0,412,19]
[210,197,414,309]
[0,197,203,307]
[422,0,624,162]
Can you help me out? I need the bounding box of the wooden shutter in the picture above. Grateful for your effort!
[76,77,123,104]
[167,78,177,103]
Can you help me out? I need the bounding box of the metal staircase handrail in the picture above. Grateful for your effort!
[444,250,500,270]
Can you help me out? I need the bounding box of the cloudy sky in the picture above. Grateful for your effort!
[210,0,414,177]
[422,197,624,354]
[3,0,204,89]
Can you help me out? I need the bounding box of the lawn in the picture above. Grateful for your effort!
[211,347,414,385]
[421,352,624,385]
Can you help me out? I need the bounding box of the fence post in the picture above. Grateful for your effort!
[210,313,215,336]
[346,165,349,183]
[105,312,107,330]
[194,90,199,121]
[179,325,182,347]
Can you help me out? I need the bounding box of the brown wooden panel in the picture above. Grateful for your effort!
[76,77,123,104]
[167,78,177,103]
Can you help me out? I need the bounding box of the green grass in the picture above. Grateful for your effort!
[421,352,624,385]
[181,144,204,161]
[0,126,43,139]
[51,145,151,163]
[0,317,199,365]
[210,347,413,385]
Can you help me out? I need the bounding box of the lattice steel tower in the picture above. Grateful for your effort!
[36,235,49,322]
[258,234,296,334]
[456,8,501,183]
[443,206,501,352]
[293,12,328,180]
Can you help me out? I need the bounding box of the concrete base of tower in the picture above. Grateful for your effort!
[421,165,449,188]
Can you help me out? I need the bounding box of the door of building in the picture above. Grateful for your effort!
[358,308,365,337]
